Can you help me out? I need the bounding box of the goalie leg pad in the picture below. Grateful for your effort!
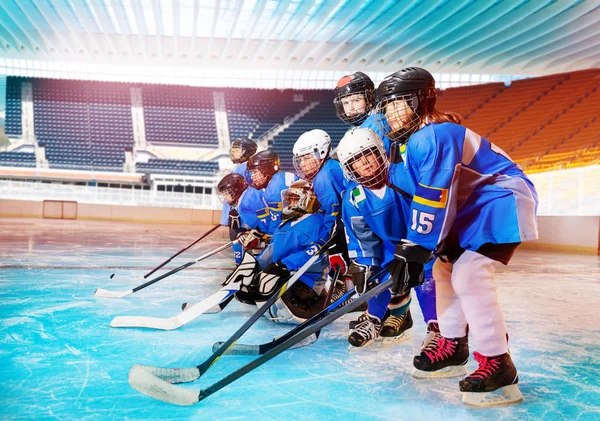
[263,281,326,325]
[223,252,259,288]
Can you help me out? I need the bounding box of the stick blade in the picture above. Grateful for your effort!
[110,316,179,330]
[94,288,133,298]
[128,365,200,406]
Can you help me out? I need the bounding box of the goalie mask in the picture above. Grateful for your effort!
[292,129,331,181]
[334,71,375,126]
[336,128,389,190]
[230,138,258,164]
[246,150,280,190]
[375,67,437,144]
[281,180,320,220]
[217,173,247,206]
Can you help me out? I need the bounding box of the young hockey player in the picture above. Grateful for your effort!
[334,72,438,333]
[220,138,258,226]
[334,71,390,154]
[217,173,269,265]
[232,180,331,324]
[375,67,538,407]
[245,150,298,235]
[336,128,437,350]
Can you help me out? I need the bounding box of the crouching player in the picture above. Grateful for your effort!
[232,180,331,324]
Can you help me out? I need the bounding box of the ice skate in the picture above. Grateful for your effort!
[380,308,413,346]
[420,320,441,351]
[460,352,523,408]
[412,334,469,379]
[348,312,382,350]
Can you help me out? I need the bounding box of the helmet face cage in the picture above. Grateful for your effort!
[229,139,257,164]
[281,182,319,217]
[375,93,423,143]
[334,90,375,126]
[341,145,389,190]
[293,151,322,181]
[217,175,246,205]
[246,163,276,189]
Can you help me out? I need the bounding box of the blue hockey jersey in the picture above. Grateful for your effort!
[264,171,299,234]
[265,212,329,289]
[342,174,411,268]
[312,158,347,230]
[232,187,269,264]
[360,113,392,157]
[389,122,539,252]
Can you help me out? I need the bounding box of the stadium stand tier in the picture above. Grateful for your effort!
[2,70,599,176]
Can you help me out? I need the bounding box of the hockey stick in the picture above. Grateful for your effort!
[127,238,333,386]
[109,253,258,329]
[213,268,388,356]
[141,224,221,279]
[128,275,393,405]
[109,287,239,330]
[94,240,237,298]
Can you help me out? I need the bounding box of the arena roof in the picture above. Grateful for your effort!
[0,0,598,78]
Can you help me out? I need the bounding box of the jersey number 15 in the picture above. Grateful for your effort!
[411,209,435,234]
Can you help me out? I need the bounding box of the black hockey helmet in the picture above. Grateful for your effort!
[375,67,437,142]
[230,138,258,164]
[245,150,280,189]
[217,173,247,206]
[334,71,375,126]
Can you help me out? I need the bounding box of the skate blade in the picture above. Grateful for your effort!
[347,339,375,352]
[381,328,412,347]
[462,384,524,408]
[412,364,467,380]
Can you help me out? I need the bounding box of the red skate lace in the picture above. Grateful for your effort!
[424,337,456,362]
[469,352,501,379]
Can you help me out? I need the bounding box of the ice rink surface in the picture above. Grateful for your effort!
[1,218,599,421]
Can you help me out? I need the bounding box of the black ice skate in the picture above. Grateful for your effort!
[330,276,367,313]
[348,312,382,350]
[420,320,441,351]
[460,352,523,408]
[412,334,469,379]
[348,308,389,330]
[380,308,413,346]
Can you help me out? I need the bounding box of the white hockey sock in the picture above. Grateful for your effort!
[433,258,468,338]
[452,250,509,357]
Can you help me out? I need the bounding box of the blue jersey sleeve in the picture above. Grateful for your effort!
[271,215,328,271]
[313,159,347,231]
[360,114,391,157]
[238,188,270,234]
[341,186,381,267]
[265,172,299,234]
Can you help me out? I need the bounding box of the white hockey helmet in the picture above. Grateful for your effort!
[337,127,389,189]
[292,129,331,180]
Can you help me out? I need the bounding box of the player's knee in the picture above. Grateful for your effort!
[432,258,452,283]
[450,251,494,295]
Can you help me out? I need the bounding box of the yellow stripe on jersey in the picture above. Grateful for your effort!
[413,184,448,209]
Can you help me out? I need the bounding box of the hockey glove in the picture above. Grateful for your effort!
[257,261,291,298]
[328,253,348,275]
[389,240,433,296]
[349,261,381,295]
[237,229,268,249]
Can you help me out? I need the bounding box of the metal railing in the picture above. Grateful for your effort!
[0,179,222,210]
